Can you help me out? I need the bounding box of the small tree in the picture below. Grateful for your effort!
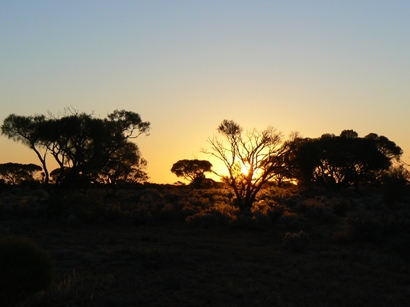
[205,120,288,214]
[0,163,42,185]
[171,159,212,187]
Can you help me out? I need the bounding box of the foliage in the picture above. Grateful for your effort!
[303,198,337,223]
[2,183,410,305]
[0,114,51,183]
[0,236,54,306]
[186,210,232,228]
[171,159,213,187]
[205,120,292,213]
[0,162,42,185]
[47,189,108,223]
[339,209,410,243]
[283,231,311,252]
[288,130,403,189]
[380,164,409,206]
[280,211,304,230]
[1,109,150,189]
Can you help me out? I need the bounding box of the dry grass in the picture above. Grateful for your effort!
[0,185,410,306]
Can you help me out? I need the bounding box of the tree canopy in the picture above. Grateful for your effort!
[206,120,290,213]
[1,109,150,188]
[1,111,407,195]
[171,159,213,187]
[0,163,42,185]
[287,130,403,189]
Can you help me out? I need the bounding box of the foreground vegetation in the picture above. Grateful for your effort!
[0,183,410,306]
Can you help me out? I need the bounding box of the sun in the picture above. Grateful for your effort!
[241,162,251,176]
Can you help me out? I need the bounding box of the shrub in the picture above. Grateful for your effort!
[229,214,254,228]
[280,211,304,230]
[47,189,106,222]
[266,205,285,222]
[186,211,230,228]
[381,168,409,207]
[344,210,410,242]
[0,236,54,305]
[283,231,311,252]
[304,199,337,223]
[330,197,352,216]
[132,208,155,225]
[139,188,164,203]
[229,213,272,229]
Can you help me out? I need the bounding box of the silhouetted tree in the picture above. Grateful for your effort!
[0,163,42,185]
[1,115,51,185]
[171,159,212,187]
[1,109,150,189]
[205,120,289,213]
[41,112,103,186]
[49,168,62,184]
[270,131,301,187]
[96,110,150,187]
[288,130,403,189]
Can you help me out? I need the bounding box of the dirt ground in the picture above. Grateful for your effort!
[2,212,409,307]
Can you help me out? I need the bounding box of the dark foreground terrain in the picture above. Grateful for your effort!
[1,186,410,306]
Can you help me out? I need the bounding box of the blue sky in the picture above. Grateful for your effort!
[1,1,410,183]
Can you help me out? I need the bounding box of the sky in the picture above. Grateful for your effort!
[1,1,410,184]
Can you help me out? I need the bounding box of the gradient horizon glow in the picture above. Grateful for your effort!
[1,1,410,184]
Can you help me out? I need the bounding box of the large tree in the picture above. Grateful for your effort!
[288,130,403,189]
[1,109,150,188]
[205,120,289,213]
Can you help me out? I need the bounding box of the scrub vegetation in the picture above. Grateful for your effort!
[0,183,410,306]
[1,111,410,305]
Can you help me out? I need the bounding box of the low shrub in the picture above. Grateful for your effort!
[47,189,106,221]
[330,197,352,216]
[280,211,304,230]
[229,214,254,228]
[0,236,54,306]
[283,231,311,252]
[131,209,155,225]
[304,199,337,223]
[229,213,272,229]
[185,211,231,228]
[266,205,285,222]
[345,211,410,242]
[382,174,409,207]
[158,203,181,221]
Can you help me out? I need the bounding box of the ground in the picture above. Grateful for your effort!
[1,186,410,306]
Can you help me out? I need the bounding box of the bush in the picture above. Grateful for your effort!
[381,169,409,207]
[266,205,285,222]
[283,231,311,252]
[344,211,410,242]
[0,236,54,305]
[185,210,232,228]
[330,197,352,216]
[47,189,110,223]
[304,198,337,223]
[280,211,304,230]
